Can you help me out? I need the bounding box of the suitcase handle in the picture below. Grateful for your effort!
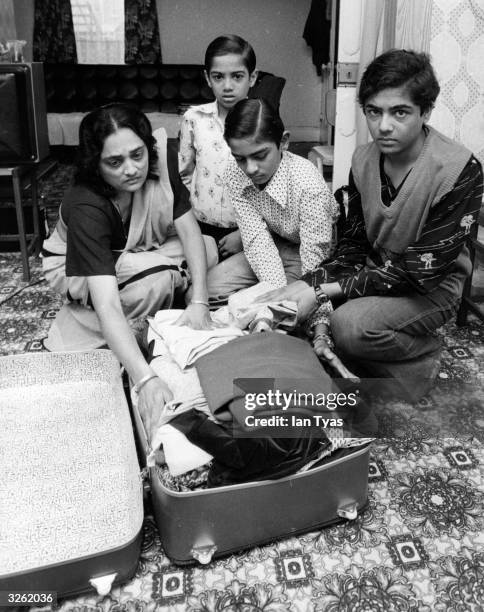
[337,502,358,521]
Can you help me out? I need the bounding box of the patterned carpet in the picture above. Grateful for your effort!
[0,163,483,611]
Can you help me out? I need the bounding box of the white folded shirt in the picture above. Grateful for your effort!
[150,310,245,369]
[227,282,298,330]
[147,424,213,476]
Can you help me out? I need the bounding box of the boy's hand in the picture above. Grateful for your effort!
[218,229,243,258]
[256,281,318,321]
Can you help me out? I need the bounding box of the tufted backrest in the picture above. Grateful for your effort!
[43,64,286,114]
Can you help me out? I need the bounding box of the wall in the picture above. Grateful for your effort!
[155,0,325,141]
[428,0,484,164]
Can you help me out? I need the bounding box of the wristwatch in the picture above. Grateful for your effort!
[314,285,330,306]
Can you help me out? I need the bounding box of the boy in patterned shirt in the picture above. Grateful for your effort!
[207,97,339,327]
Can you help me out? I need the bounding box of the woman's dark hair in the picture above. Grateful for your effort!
[74,103,158,197]
[204,34,256,74]
[224,98,285,146]
[358,49,440,114]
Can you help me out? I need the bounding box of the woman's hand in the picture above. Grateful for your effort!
[256,280,318,322]
[218,229,243,258]
[137,376,173,442]
[175,303,213,330]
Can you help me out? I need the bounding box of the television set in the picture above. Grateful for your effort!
[0,62,49,165]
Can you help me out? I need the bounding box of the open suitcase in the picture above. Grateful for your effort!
[0,347,370,593]
[0,350,143,600]
[134,406,370,565]
[131,331,371,566]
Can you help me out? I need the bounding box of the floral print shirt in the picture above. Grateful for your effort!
[179,101,236,228]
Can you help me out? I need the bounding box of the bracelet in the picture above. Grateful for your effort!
[313,332,335,350]
[190,299,210,307]
[133,373,158,394]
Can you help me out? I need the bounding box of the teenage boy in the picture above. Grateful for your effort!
[260,49,483,387]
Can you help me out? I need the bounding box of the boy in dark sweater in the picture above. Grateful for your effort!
[259,50,483,391]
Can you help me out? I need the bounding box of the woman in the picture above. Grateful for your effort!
[42,103,217,438]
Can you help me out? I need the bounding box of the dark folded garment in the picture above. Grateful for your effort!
[194,333,336,425]
[169,409,330,487]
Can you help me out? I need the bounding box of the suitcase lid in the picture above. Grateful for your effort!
[0,350,144,577]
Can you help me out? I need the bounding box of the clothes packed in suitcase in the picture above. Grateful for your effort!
[131,301,374,566]
[0,350,144,600]
[0,287,373,599]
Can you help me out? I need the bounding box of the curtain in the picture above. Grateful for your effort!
[0,0,16,44]
[354,0,433,146]
[125,0,161,64]
[33,0,77,62]
[355,0,386,146]
[395,0,432,51]
[71,0,124,64]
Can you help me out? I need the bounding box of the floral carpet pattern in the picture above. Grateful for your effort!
[0,163,483,611]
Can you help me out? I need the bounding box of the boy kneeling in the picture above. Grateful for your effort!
[262,50,483,395]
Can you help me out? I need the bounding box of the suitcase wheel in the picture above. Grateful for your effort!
[90,573,118,596]
[191,544,218,564]
[337,502,358,521]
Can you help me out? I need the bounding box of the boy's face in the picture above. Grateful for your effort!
[228,136,284,187]
[205,54,257,113]
[363,86,432,158]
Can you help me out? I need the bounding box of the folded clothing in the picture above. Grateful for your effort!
[143,321,374,483]
[147,423,213,476]
[149,310,244,369]
[166,333,336,486]
[195,333,344,426]
[168,408,330,487]
[147,350,209,417]
[155,463,211,493]
[227,282,298,331]
[135,350,213,476]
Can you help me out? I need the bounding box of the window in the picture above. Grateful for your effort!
[71,0,124,64]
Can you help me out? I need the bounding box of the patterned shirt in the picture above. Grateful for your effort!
[226,150,339,287]
[178,101,236,228]
[302,156,483,299]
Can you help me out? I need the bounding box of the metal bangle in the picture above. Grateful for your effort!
[190,299,210,307]
[133,373,158,394]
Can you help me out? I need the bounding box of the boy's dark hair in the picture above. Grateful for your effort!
[204,34,256,74]
[75,103,158,197]
[358,49,440,114]
[224,98,285,147]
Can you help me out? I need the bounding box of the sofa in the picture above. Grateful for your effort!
[43,63,286,145]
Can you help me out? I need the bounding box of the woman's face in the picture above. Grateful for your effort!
[228,136,283,187]
[99,127,149,195]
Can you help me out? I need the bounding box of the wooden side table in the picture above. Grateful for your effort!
[0,165,40,282]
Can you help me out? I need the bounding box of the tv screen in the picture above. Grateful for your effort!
[0,63,49,165]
